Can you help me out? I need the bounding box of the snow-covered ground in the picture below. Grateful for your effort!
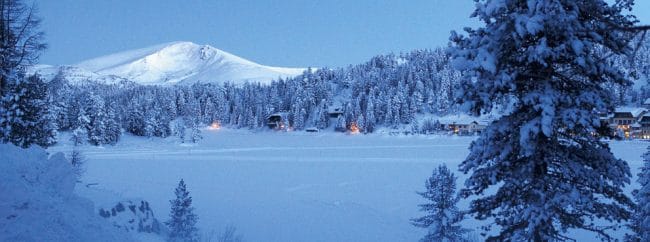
[0,144,135,242]
[48,129,648,241]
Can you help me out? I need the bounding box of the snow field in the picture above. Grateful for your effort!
[49,129,648,241]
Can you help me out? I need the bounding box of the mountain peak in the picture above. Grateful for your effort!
[61,41,307,85]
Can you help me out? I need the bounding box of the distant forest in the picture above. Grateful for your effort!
[40,41,650,145]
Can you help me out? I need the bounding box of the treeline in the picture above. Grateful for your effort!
[33,40,650,146]
[43,49,464,145]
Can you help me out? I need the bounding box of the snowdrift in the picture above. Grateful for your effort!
[0,144,134,242]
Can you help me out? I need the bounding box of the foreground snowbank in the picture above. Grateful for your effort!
[0,144,134,242]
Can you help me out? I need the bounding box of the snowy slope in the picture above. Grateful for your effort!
[33,41,306,85]
[0,144,135,242]
[32,64,129,84]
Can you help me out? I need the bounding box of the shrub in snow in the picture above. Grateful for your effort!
[450,0,643,240]
[69,148,85,180]
[412,164,468,242]
[166,179,199,242]
[628,146,650,241]
[98,200,164,234]
[215,225,244,242]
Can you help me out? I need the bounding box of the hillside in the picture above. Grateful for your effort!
[34,42,306,85]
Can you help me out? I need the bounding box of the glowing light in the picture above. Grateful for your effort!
[349,123,360,134]
[209,122,221,130]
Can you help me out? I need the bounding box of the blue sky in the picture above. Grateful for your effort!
[37,0,649,68]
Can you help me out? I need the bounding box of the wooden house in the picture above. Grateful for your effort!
[328,106,344,118]
[639,114,650,139]
[609,107,647,139]
[267,112,289,130]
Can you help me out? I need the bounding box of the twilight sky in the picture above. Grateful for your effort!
[37,0,650,68]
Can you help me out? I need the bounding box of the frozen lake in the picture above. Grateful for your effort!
[49,129,648,241]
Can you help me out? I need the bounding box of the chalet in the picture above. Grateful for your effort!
[328,106,344,118]
[609,107,647,139]
[441,118,489,135]
[639,114,650,139]
[468,120,488,134]
[267,112,289,130]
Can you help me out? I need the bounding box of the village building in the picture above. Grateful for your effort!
[267,112,289,130]
[438,115,490,135]
[328,106,344,118]
[609,107,647,139]
[467,120,488,134]
[639,114,650,139]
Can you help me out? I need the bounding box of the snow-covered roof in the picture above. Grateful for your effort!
[268,112,288,117]
[327,106,343,113]
[644,98,650,105]
[614,107,647,117]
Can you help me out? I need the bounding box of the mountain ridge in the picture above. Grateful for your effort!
[33,41,307,85]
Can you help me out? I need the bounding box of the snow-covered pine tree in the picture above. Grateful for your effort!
[356,114,365,133]
[203,98,217,124]
[166,179,199,242]
[385,98,394,126]
[103,103,121,144]
[3,74,56,147]
[85,93,107,145]
[70,126,87,146]
[628,146,650,241]
[0,0,46,146]
[450,0,646,240]
[343,102,354,128]
[294,107,306,130]
[335,115,346,132]
[365,95,376,133]
[189,118,202,143]
[171,118,186,143]
[124,101,146,136]
[410,118,420,134]
[317,100,329,130]
[411,164,467,242]
[144,111,157,138]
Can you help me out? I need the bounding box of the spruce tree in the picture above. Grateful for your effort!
[166,179,199,242]
[317,100,329,130]
[70,126,86,146]
[3,74,56,147]
[335,115,346,132]
[450,0,646,240]
[103,103,121,144]
[365,95,376,132]
[189,118,202,143]
[628,146,650,241]
[0,0,47,146]
[412,164,467,242]
[172,119,186,143]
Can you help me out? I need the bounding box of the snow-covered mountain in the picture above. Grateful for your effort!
[34,41,307,85]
